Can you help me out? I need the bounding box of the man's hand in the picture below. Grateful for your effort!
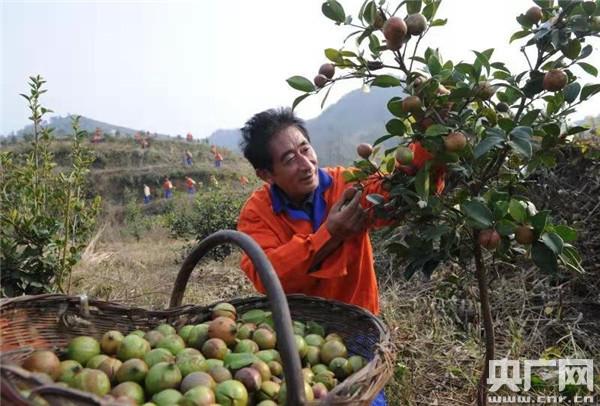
[325,187,367,240]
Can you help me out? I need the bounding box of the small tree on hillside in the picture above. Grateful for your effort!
[288,1,598,404]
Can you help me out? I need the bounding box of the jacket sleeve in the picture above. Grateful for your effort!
[237,208,347,293]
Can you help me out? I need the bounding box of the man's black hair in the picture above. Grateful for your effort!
[240,107,310,171]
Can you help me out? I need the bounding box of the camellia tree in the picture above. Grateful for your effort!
[287,0,598,404]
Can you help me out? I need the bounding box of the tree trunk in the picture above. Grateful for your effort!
[473,230,495,406]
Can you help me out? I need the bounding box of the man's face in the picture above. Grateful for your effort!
[259,125,319,203]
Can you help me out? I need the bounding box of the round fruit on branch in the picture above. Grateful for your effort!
[543,69,567,92]
[401,95,423,114]
[383,16,407,50]
[525,6,543,25]
[496,102,510,113]
[474,81,496,100]
[478,229,501,250]
[405,13,428,36]
[514,226,535,245]
[357,143,373,159]
[443,131,467,152]
[319,63,335,79]
[395,146,414,165]
[314,74,329,88]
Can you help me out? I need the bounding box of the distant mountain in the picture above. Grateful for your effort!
[4,115,171,139]
[208,86,405,166]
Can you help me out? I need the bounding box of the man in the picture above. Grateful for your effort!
[237,107,389,405]
[143,184,151,204]
[162,177,173,199]
[185,176,197,194]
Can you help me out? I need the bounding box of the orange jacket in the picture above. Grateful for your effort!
[237,167,386,315]
[214,152,223,161]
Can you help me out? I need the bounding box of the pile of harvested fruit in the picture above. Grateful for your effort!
[16,302,368,405]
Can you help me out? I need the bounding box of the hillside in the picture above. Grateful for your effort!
[208,86,404,166]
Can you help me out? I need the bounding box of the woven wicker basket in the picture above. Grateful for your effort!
[0,230,395,405]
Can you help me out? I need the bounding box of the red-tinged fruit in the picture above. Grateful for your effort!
[515,226,535,245]
[444,132,467,152]
[383,17,407,50]
[23,350,61,380]
[478,229,501,250]
[314,74,328,88]
[318,63,335,79]
[357,143,373,159]
[543,69,567,92]
[526,6,543,24]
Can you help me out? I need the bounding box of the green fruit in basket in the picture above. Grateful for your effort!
[155,324,176,337]
[209,365,232,383]
[177,354,207,377]
[97,357,122,384]
[325,333,343,342]
[101,330,124,355]
[306,321,325,337]
[234,367,262,392]
[202,338,229,360]
[312,382,328,399]
[176,348,202,362]
[320,340,347,365]
[278,380,314,405]
[117,335,151,361]
[181,371,216,393]
[223,352,258,372]
[313,371,337,390]
[267,361,283,378]
[145,362,182,395]
[208,317,238,346]
[215,379,248,406]
[202,358,224,371]
[178,325,195,342]
[182,385,216,405]
[305,346,320,366]
[116,358,148,384]
[145,348,175,367]
[250,360,271,382]
[72,368,111,397]
[294,335,308,358]
[257,319,275,332]
[236,323,257,340]
[253,329,276,350]
[234,339,259,354]
[329,357,353,379]
[311,364,329,375]
[22,350,61,380]
[58,360,82,385]
[212,303,237,320]
[348,355,367,373]
[293,321,306,336]
[157,334,186,355]
[256,381,280,402]
[111,381,145,405]
[255,350,280,364]
[241,309,267,324]
[187,324,210,349]
[129,330,146,338]
[86,354,109,369]
[67,336,101,366]
[256,401,278,406]
[302,367,315,384]
[152,388,182,406]
[144,330,165,348]
[304,334,325,348]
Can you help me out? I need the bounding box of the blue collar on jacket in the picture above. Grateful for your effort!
[270,168,333,232]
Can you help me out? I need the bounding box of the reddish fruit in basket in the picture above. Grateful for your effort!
[312,382,329,399]
[235,367,263,392]
[181,371,216,393]
[72,368,111,397]
[212,303,237,320]
[208,317,238,346]
[67,336,101,365]
[253,328,277,350]
[202,338,229,360]
[23,350,61,380]
[209,365,233,383]
[111,381,145,405]
[251,360,272,382]
[101,330,124,355]
[97,357,122,384]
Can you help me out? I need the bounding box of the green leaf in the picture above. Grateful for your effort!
[520,109,540,126]
[424,124,450,137]
[387,97,403,116]
[496,219,516,236]
[427,54,442,76]
[342,170,359,182]
[565,126,587,135]
[541,232,564,255]
[474,135,504,159]
[422,0,440,21]
[430,18,447,27]
[577,62,598,77]
[473,49,492,75]
[322,0,346,23]
[554,225,577,242]
[563,82,581,104]
[561,39,581,59]
[461,200,494,229]
[531,211,549,233]
[386,118,405,135]
[509,126,533,158]
[325,48,343,63]
[415,166,430,201]
[371,75,402,88]
[510,30,531,43]
[286,76,315,92]
[580,83,600,101]
[407,0,422,14]
[292,93,310,111]
[532,241,558,272]
[508,199,527,223]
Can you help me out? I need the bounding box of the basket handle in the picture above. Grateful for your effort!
[169,230,306,405]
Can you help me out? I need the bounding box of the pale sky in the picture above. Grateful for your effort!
[1,0,599,137]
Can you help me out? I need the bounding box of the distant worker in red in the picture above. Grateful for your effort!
[91,128,103,144]
[214,151,223,168]
[185,176,197,195]
[186,132,193,142]
[162,177,174,199]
